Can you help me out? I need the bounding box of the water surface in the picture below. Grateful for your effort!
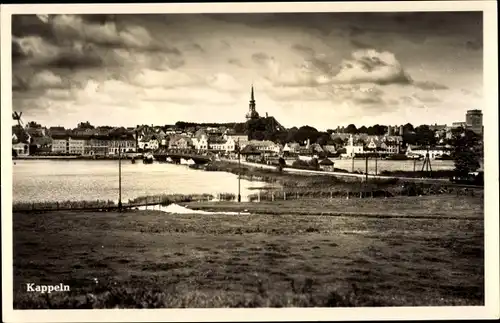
[13,160,267,203]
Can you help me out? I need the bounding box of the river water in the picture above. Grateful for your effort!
[12,160,268,203]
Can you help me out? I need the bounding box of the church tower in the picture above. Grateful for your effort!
[246,85,260,120]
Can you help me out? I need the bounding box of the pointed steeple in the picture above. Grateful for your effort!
[246,84,259,120]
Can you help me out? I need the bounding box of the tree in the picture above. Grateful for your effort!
[451,129,482,174]
[309,157,319,170]
[332,137,344,147]
[358,126,368,134]
[403,123,414,133]
[293,126,320,144]
[316,132,332,146]
[345,124,358,134]
[414,125,436,146]
[277,157,286,172]
[78,121,94,129]
[28,121,41,128]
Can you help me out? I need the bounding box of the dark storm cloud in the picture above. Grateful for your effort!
[185,43,204,53]
[350,39,372,49]
[465,39,482,51]
[228,58,243,67]
[291,44,315,56]
[12,75,30,92]
[12,14,183,68]
[414,81,449,91]
[12,40,27,63]
[44,54,103,70]
[12,15,54,40]
[252,52,270,65]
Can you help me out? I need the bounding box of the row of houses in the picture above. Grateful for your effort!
[342,134,404,158]
[12,122,460,159]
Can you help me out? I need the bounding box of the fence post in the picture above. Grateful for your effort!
[146,196,148,210]
[258,191,261,202]
[330,191,333,199]
[284,191,286,201]
[272,192,275,202]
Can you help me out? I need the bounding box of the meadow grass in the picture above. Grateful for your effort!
[13,195,483,308]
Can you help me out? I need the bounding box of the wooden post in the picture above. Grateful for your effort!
[284,191,286,200]
[375,154,378,175]
[365,156,368,183]
[272,192,275,201]
[351,157,354,173]
[258,191,261,202]
[413,158,416,172]
[330,191,333,199]
[118,144,122,212]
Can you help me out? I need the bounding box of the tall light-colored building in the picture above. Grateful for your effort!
[68,136,87,155]
[466,109,483,135]
[51,135,69,154]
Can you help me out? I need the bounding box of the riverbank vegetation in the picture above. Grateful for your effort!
[13,195,483,308]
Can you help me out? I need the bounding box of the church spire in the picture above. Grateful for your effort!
[246,84,259,120]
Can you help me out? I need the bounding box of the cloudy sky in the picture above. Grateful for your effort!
[12,11,483,130]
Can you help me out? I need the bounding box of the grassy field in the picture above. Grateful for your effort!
[13,195,483,308]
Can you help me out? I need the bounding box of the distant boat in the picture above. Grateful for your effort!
[180,158,195,165]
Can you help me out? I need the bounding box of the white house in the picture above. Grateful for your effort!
[246,140,282,154]
[169,136,192,150]
[193,134,209,151]
[224,134,248,149]
[138,135,159,151]
[344,135,364,158]
[224,137,236,152]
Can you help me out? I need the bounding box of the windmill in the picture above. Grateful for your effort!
[12,111,25,128]
[12,111,32,148]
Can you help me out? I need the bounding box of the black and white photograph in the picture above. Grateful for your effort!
[1,1,499,322]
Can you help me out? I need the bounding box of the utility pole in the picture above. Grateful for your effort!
[365,155,368,182]
[375,153,378,175]
[118,143,122,212]
[237,139,241,203]
[351,156,354,173]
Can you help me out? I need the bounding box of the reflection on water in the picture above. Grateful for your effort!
[12,160,268,203]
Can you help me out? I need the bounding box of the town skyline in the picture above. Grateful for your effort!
[12,12,483,131]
